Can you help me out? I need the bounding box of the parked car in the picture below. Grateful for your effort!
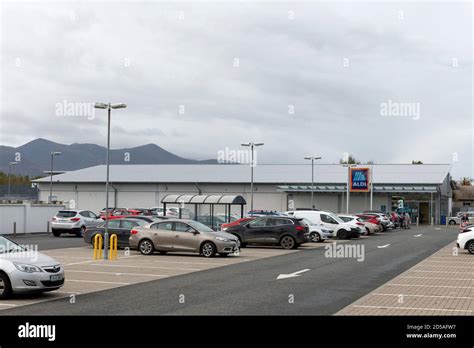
[165,207,193,219]
[356,214,381,234]
[0,235,65,299]
[221,217,255,231]
[337,215,366,237]
[128,208,154,216]
[457,225,474,254]
[129,219,240,257]
[100,209,142,220]
[196,215,227,230]
[284,210,359,239]
[52,210,103,237]
[247,210,281,217]
[225,216,310,249]
[363,211,391,231]
[449,211,474,225]
[301,218,333,242]
[84,218,148,248]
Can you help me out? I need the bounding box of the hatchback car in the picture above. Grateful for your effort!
[129,219,240,257]
[52,210,103,237]
[225,216,310,249]
[457,226,474,254]
[84,218,149,248]
[0,236,65,299]
[301,218,333,242]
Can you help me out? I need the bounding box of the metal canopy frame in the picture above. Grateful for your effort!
[161,194,247,229]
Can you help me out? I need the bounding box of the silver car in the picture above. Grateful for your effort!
[301,218,333,242]
[51,210,103,237]
[129,219,240,257]
[0,236,65,299]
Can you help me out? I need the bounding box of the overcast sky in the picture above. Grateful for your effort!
[0,1,472,178]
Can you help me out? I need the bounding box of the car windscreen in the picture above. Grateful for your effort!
[187,220,215,232]
[330,214,345,223]
[56,211,77,218]
[0,236,25,254]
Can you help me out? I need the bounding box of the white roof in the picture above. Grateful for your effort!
[33,164,451,185]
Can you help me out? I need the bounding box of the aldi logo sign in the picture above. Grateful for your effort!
[350,168,370,192]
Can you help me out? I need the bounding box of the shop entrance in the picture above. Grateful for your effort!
[419,202,430,224]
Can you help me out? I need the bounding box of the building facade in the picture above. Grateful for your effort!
[33,164,452,224]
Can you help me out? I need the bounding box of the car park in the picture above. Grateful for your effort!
[301,218,333,242]
[84,218,149,248]
[0,236,65,299]
[457,225,474,254]
[285,210,359,239]
[225,216,310,249]
[129,219,240,257]
[52,210,103,237]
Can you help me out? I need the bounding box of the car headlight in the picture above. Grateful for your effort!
[13,263,43,273]
[215,236,231,242]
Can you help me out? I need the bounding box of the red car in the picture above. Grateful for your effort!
[356,214,381,226]
[221,217,254,231]
[100,209,142,220]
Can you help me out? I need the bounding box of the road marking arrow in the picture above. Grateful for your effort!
[277,269,310,280]
[414,234,423,237]
[377,244,391,248]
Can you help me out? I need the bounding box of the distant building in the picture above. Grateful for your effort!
[33,164,452,224]
[452,184,474,213]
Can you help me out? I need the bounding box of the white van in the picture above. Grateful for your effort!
[284,210,360,239]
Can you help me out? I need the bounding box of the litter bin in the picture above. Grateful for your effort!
[441,215,446,225]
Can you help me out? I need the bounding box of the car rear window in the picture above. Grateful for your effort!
[57,211,77,218]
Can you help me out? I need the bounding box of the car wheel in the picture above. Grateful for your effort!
[138,239,154,255]
[52,230,61,237]
[233,235,246,248]
[201,242,216,258]
[280,235,296,249]
[467,241,474,254]
[365,227,371,236]
[0,272,12,300]
[337,229,349,240]
[310,232,321,243]
[449,220,456,225]
[77,226,86,237]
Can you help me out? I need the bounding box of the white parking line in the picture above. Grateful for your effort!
[88,263,200,271]
[352,305,472,313]
[372,293,473,300]
[65,255,142,266]
[66,270,169,277]
[409,270,474,274]
[66,279,130,285]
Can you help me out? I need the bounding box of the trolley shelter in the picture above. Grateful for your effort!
[161,194,247,227]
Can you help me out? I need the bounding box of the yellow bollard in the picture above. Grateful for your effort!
[109,234,118,260]
[93,234,103,260]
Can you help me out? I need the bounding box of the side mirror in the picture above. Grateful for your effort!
[245,223,251,229]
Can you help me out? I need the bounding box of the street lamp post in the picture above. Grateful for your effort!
[241,142,264,212]
[342,163,357,214]
[95,102,127,260]
[304,156,322,209]
[7,162,18,199]
[49,152,62,203]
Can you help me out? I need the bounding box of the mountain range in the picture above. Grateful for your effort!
[0,138,218,177]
